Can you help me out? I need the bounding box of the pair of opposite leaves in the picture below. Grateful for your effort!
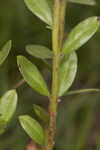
[24,0,96,26]
[0,0,99,146]
[18,0,100,97]
[18,1,100,145]
[18,16,100,146]
[17,16,100,97]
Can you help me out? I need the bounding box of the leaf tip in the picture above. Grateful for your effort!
[7,40,12,46]
[5,40,12,52]
[33,104,38,109]
[25,45,30,53]
[17,55,23,66]
[19,115,25,123]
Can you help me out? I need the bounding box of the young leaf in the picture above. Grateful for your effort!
[62,16,100,55]
[0,40,12,66]
[26,45,53,59]
[68,0,96,6]
[33,105,49,123]
[19,115,44,145]
[24,0,53,26]
[17,56,50,96]
[58,52,77,97]
[0,90,18,123]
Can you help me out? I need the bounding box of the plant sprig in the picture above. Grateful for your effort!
[16,0,100,149]
[0,0,100,150]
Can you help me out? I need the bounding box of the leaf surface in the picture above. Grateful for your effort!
[0,40,12,66]
[0,90,17,123]
[58,52,77,97]
[24,0,52,25]
[26,45,53,59]
[62,17,100,55]
[19,115,44,145]
[17,56,50,96]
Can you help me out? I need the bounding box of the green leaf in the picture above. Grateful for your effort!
[19,115,44,145]
[58,52,77,97]
[0,90,18,123]
[17,56,50,96]
[0,40,12,66]
[68,0,96,6]
[24,0,52,26]
[33,105,49,123]
[62,16,100,55]
[26,45,53,59]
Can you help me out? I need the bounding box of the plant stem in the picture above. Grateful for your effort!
[45,0,67,150]
[12,79,25,89]
[46,0,60,149]
[59,0,67,49]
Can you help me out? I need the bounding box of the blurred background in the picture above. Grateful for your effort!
[0,0,100,150]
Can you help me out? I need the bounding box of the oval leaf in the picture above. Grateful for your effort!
[0,90,18,123]
[68,0,96,6]
[17,56,50,96]
[62,16,100,55]
[33,105,49,123]
[0,40,12,66]
[24,0,52,26]
[26,45,53,59]
[58,52,77,97]
[19,115,44,145]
